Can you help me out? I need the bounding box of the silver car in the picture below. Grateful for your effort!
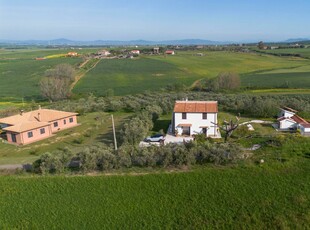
[144,134,165,142]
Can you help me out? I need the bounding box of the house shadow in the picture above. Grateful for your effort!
[152,119,171,134]
[96,122,124,145]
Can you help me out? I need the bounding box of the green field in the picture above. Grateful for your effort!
[0,48,101,100]
[74,51,309,96]
[73,57,200,96]
[241,71,310,88]
[1,48,310,98]
[1,160,309,229]
[0,58,81,99]
[255,47,310,58]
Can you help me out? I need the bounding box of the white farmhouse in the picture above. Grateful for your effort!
[277,106,307,130]
[172,100,219,137]
[277,106,310,136]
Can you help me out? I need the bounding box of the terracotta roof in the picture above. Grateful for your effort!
[291,115,308,124]
[0,109,77,125]
[165,50,174,54]
[174,101,218,113]
[0,109,78,133]
[281,106,298,113]
[301,123,310,128]
[3,121,50,133]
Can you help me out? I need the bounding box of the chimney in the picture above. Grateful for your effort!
[185,97,188,101]
[20,110,24,116]
[38,112,41,122]
[38,105,41,110]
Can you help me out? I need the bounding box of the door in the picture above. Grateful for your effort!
[202,128,207,135]
[11,133,17,143]
[182,126,190,136]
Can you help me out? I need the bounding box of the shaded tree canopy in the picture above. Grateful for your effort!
[40,64,75,102]
[212,72,241,91]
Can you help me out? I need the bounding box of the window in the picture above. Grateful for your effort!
[63,119,67,125]
[182,113,187,119]
[40,128,45,134]
[11,134,17,143]
[69,117,74,123]
[28,131,33,138]
[202,113,207,119]
[53,122,58,127]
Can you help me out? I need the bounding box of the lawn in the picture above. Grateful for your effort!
[0,160,309,229]
[0,112,129,165]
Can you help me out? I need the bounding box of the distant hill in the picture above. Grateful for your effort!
[284,38,310,43]
[1,38,310,46]
[0,38,231,46]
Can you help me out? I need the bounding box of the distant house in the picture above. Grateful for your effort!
[96,50,111,58]
[153,47,160,54]
[172,100,219,137]
[165,50,175,55]
[131,50,140,55]
[0,108,78,145]
[67,52,78,57]
[277,107,310,135]
[35,57,46,60]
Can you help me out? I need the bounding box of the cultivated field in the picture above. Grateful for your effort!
[255,47,310,58]
[1,158,309,229]
[0,48,98,100]
[74,51,308,96]
[1,48,310,99]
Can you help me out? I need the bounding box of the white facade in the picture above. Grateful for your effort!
[278,109,295,118]
[173,112,218,137]
[300,124,310,135]
[278,119,297,130]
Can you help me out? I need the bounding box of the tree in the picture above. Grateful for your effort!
[212,72,240,91]
[258,41,265,49]
[40,64,75,101]
[213,115,241,142]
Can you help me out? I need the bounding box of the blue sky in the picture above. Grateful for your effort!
[1,0,310,41]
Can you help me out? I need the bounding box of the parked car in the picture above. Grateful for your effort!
[144,134,165,142]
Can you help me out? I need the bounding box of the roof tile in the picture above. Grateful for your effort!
[174,101,218,113]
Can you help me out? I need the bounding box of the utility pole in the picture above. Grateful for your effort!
[111,114,118,151]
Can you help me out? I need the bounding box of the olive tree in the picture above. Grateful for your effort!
[40,64,75,101]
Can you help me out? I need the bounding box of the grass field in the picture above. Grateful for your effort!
[0,112,129,165]
[0,47,99,59]
[0,48,101,100]
[246,88,310,95]
[0,159,309,229]
[0,58,81,99]
[255,47,310,58]
[241,71,310,88]
[74,51,309,96]
[73,57,200,96]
